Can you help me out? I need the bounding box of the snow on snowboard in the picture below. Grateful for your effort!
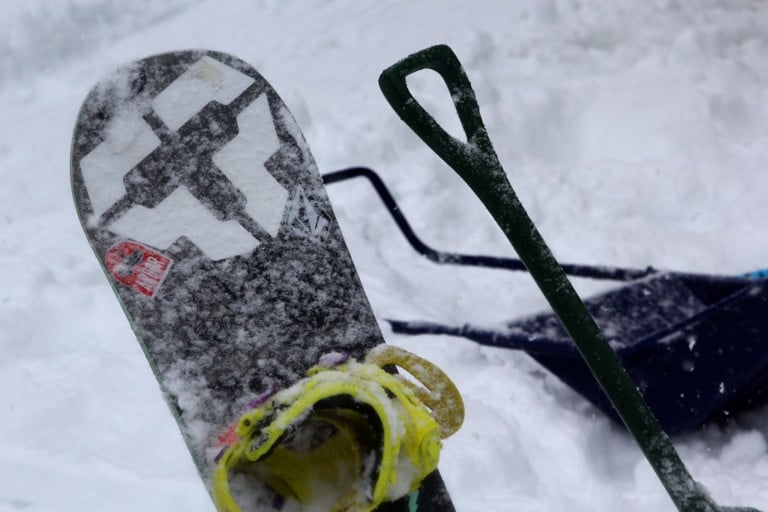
[70,50,462,511]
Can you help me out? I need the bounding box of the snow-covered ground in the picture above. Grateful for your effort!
[2,1,768,510]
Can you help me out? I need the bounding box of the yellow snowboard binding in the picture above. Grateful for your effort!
[212,345,464,512]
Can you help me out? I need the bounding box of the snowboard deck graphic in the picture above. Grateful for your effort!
[70,50,453,511]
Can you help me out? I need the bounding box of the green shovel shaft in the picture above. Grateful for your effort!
[379,44,758,512]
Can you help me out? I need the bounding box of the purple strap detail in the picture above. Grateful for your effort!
[318,352,351,367]
[245,353,350,412]
[213,446,228,463]
[247,385,278,409]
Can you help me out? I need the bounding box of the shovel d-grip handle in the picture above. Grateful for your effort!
[377,45,505,202]
[379,44,758,512]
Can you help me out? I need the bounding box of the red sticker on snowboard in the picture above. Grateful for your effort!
[105,241,173,298]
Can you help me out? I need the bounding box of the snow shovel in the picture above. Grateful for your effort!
[376,44,760,512]
[392,271,768,437]
[324,167,768,436]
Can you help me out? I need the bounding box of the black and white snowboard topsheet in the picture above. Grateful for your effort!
[70,50,453,511]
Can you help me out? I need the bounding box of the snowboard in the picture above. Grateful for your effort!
[70,50,454,511]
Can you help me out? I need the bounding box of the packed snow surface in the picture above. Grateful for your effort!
[2,1,768,511]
